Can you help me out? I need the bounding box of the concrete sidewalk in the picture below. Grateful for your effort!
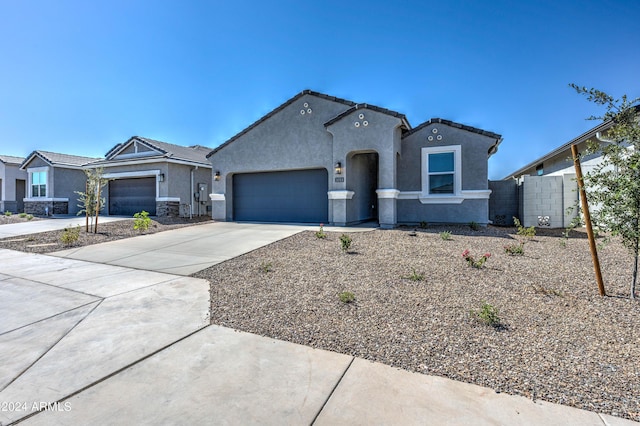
[0,216,128,239]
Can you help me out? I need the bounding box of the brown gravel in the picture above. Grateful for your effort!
[0,216,212,254]
[0,214,41,225]
[194,226,640,422]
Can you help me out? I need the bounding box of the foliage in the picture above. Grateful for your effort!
[18,212,26,218]
[440,231,452,241]
[462,249,491,268]
[27,214,33,221]
[504,242,525,256]
[472,302,501,327]
[513,217,536,239]
[60,226,80,246]
[133,210,152,232]
[260,262,273,273]
[75,167,108,233]
[571,84,640,299]
[338,291,355,303]
[4,211,12,216]
[469,221,479,231]
[315,223,327,239]
[404,268,425,281]
[339,234,352,252]
[419,221,428,229]
[531,285,563,297]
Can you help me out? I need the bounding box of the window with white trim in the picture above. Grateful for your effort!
[421,145,462,197]
[30,170,47,197]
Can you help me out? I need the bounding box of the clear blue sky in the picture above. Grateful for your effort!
[1,0,638,179]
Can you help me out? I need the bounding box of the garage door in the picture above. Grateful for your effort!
[109,177,156,216]
[233,169,328,223]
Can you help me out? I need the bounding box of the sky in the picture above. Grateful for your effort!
[0,0,638,179]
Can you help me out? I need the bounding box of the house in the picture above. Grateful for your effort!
[20,151,101,215]
[0,155,27,213]
[207,90,502,228]
[89,137,212,217]
[497,120,615,228]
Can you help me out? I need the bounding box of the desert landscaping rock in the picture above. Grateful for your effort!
[195,226,640,422]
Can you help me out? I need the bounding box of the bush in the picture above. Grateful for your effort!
[133,211,151,232]
[4,211,12,216]
[504,242,525,256]
[440,231,452,241]
[18,213,27,218]
[462,250,491,268]
[469,221,479,231]
[404,268,425,281]
[27,214,33,221]
[339,234,352,252]
[60,226,80,246]
[339,291,355,303]
[513,217,535,239]
[260,262,273,273]
[472,302,501,327]
[315,223,327,239]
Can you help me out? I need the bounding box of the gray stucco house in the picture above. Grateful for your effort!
[89,136,212,217]
[207,90,502,228]
[0,155,27,213]
[20,151,101,215]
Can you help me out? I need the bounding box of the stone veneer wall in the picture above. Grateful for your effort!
[24,201,69,216]
[156,201,180,217]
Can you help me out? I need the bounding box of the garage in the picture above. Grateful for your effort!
[109,177,156,216]
[233,169,328,223]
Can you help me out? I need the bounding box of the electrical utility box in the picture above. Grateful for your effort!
[198,183,208,204]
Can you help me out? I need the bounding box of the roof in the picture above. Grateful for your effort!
[99,136,212,166]
[21,150,101,169]
[403,118,502,140]
[207,89,357,158]
[323,103,410,129]
[0,155,25,165]
[502,119,613,180]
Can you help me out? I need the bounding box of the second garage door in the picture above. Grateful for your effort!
[109,177,156,216]
[233,169,328,223]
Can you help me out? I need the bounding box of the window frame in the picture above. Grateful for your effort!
[421,145,462,198]
[29,167,48,198]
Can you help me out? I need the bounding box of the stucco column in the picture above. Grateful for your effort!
[328,190,354,226]
[376,189,399,228]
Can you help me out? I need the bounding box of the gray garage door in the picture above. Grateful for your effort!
[109,177,156,216]
[233,169,328,223]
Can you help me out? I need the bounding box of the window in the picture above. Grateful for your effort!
[428,152,455,194]
[536,164,543,176]
[31,170,47,197]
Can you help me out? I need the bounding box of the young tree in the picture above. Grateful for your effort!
[76,167,108,233]
[571,84,640,299]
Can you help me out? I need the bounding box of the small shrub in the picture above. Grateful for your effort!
[504,242,525,256]
[133,210,151,232]
[18,212,27,218]
[60,226,80,246]
[27,214,34,221]
[419,221,428,229]
[339,291,355,303]
[260,262,273,273]
[4,211,12,216]
[472,302,501,327]
[462,250,491,268]
[339,234,352,252]
[315,223,327,239]
[513,217,535,239]
[531,285,563,297]
[469,221,479,231]
[440,231,452,241]
[404,268,424,281]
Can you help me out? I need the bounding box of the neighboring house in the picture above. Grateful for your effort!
[0,155,27,213]
[497,120,615,228]
[89,136,212,217]
[20,151,101,216]
[207,90,502,228]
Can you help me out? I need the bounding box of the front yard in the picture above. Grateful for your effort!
[195,226,640,421]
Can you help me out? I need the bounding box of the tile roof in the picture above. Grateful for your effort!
[100,136,212,166]
[21,150,101,169]
[323,103,410,128]
[0,155,25,165]
[403,118,502,140]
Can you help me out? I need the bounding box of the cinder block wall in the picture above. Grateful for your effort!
[521,175,564,228]
[488,180,519,226]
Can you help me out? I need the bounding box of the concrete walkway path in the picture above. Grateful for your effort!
[0,216,128,239]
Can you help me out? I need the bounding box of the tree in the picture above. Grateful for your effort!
[571,84,640,299]
[75,167,108,233]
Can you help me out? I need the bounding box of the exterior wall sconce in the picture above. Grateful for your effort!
[214,171,221,181]
[334,162,342,175]
[158,173,165,182]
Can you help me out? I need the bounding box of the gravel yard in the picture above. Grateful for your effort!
[195,226,640,421]
[0,216,212,253]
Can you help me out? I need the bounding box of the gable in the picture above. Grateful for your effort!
[108,138,163,160]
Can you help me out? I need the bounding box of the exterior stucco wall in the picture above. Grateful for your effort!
[488,180,519,226]
[397,199,488,224]
[0,162,27,212]
[53,168,88,215]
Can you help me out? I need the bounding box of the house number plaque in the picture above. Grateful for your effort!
[335,177,344,182]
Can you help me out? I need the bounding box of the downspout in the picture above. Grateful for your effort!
[190,167,196,219]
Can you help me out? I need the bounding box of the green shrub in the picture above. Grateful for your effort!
[18,213,27,218]
[504,242,525,255]
[419,221,428,229]
[133,210,151,232]
[339,291,355,303]
[60,226,80,246]
[440,231,452,241]
[404,268,425,281]
[513,217,535,239]
[339,234,352,252]
[469,221,479,231]
[472,302,501,327]
[260,262,273,273]
[4,211,12,216]
[315,223,327,239]
[27,214,34,221]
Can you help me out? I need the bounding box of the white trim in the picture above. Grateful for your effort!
[328,190,355,200]
[27,166,50,198]
[421,145,462,199]
[398,189,491,204]
[156,197,180,202]
[102,170,161,179]
[209,193,226,201]
[88,158,211,169]
[376,189,400,199]
[23,197,68,202]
